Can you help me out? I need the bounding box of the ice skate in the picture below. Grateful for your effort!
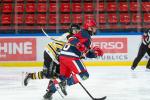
[131,66,136,70]
[59,81,67,95]
[24,73,32,86]
[43,90,53,100]
[145,68,150,72]
[43,80,56,100]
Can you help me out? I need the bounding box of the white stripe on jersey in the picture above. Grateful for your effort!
[80,60,87,70]
[73,60,81,73]
[60,51,79,58]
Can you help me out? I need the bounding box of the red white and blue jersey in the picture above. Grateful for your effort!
[60,29,96,58]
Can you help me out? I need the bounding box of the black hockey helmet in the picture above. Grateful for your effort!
[68,23,80,34]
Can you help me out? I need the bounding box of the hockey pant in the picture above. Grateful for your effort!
[29,51,60,80]
[44,55,90,94]
[132,43,150,69]
[59,55,89,84]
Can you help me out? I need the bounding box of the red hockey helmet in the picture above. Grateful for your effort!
[84,20,97,30]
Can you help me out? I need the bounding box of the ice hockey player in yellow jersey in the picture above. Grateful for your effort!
[23,24,80,85]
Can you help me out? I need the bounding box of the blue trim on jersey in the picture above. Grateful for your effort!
[76,60,85,71]
[69,38,79,45]
[86,50,97,58]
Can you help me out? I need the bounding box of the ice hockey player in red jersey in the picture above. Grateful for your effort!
[23,24,80,85]
[23,24,81,99]
[43,20,104,100]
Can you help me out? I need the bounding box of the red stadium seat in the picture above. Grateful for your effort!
[84,0,94,1]
[144,13,150,23]
[109,25,119,29]
[27,0,35,2]
[37,14,46,24]
[98,14,106,23]
[130,2,140,12]
[49,0,55,1]
[60,3,70,12]
[25,14,35,25]
[72,0,81,2]
[60,14,71,24]
[108,13,118,23]
[84,3,94,12]
[119,2,128,12]
[84,14,95,22]
[72,3,82,12]
[26,3,36,13]
[13,14,24,24]
[142,2,150,12]
[61,0,70,1]
[61,25,70,30]
[120,13,130,23]
[131,14,142,23]
[96,3,105,12]
[15,3,24,13]
[49,14,57,24]
[49,3,57,12]
[106,2,117,12]
[72,14,82,24]
[1,14,11,25]
[99,24,107,30]
[38,0,46,2]
[2,4,12,13]
[16,0,24,2]
[0,5,1,13]
[37,3,47,12]
[2,0,12,2]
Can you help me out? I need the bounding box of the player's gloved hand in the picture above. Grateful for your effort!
[92,46,104,56]
[76,42,87,52]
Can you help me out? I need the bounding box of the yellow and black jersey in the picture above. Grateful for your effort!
[45,39,66,64]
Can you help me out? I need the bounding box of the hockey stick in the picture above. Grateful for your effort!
[56,87,64,98]
[41,28,66,43]
[41,28,51,38]
[79,82,107,100]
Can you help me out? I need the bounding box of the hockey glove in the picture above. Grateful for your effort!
[92,46,104,56]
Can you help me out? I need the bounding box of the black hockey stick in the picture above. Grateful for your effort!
[79,82,107,100]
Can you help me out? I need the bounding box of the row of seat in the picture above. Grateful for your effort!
[1,13,150,25]
[1,2,150,13]
[0,24,149,30]
[1,0,97,2]
[1,0,133,3]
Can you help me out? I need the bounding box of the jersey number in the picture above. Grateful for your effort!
[63,43,70,51]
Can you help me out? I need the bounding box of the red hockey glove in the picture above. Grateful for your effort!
[76,42,87,52]
[92,46,104,56]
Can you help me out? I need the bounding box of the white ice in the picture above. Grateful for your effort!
[0,66,150,100]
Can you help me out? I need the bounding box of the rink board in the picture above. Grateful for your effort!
[0,35,149,67]
[0,61,147,67]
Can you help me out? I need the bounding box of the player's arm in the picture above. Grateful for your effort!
[86,46,104,58]
[68,37,87,52]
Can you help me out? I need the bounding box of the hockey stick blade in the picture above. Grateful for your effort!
[93,96,107,100]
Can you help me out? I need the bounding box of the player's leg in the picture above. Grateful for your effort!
[131,43,147,70]
[60,56,89,86]
[24,51,55,86]
[57,55,73,95]
[43,56,71,97]
[146,48,150,70]
[43,80,57,100]
[66,59,89,86]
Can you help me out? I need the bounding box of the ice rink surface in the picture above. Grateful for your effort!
[0,66,150,100]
